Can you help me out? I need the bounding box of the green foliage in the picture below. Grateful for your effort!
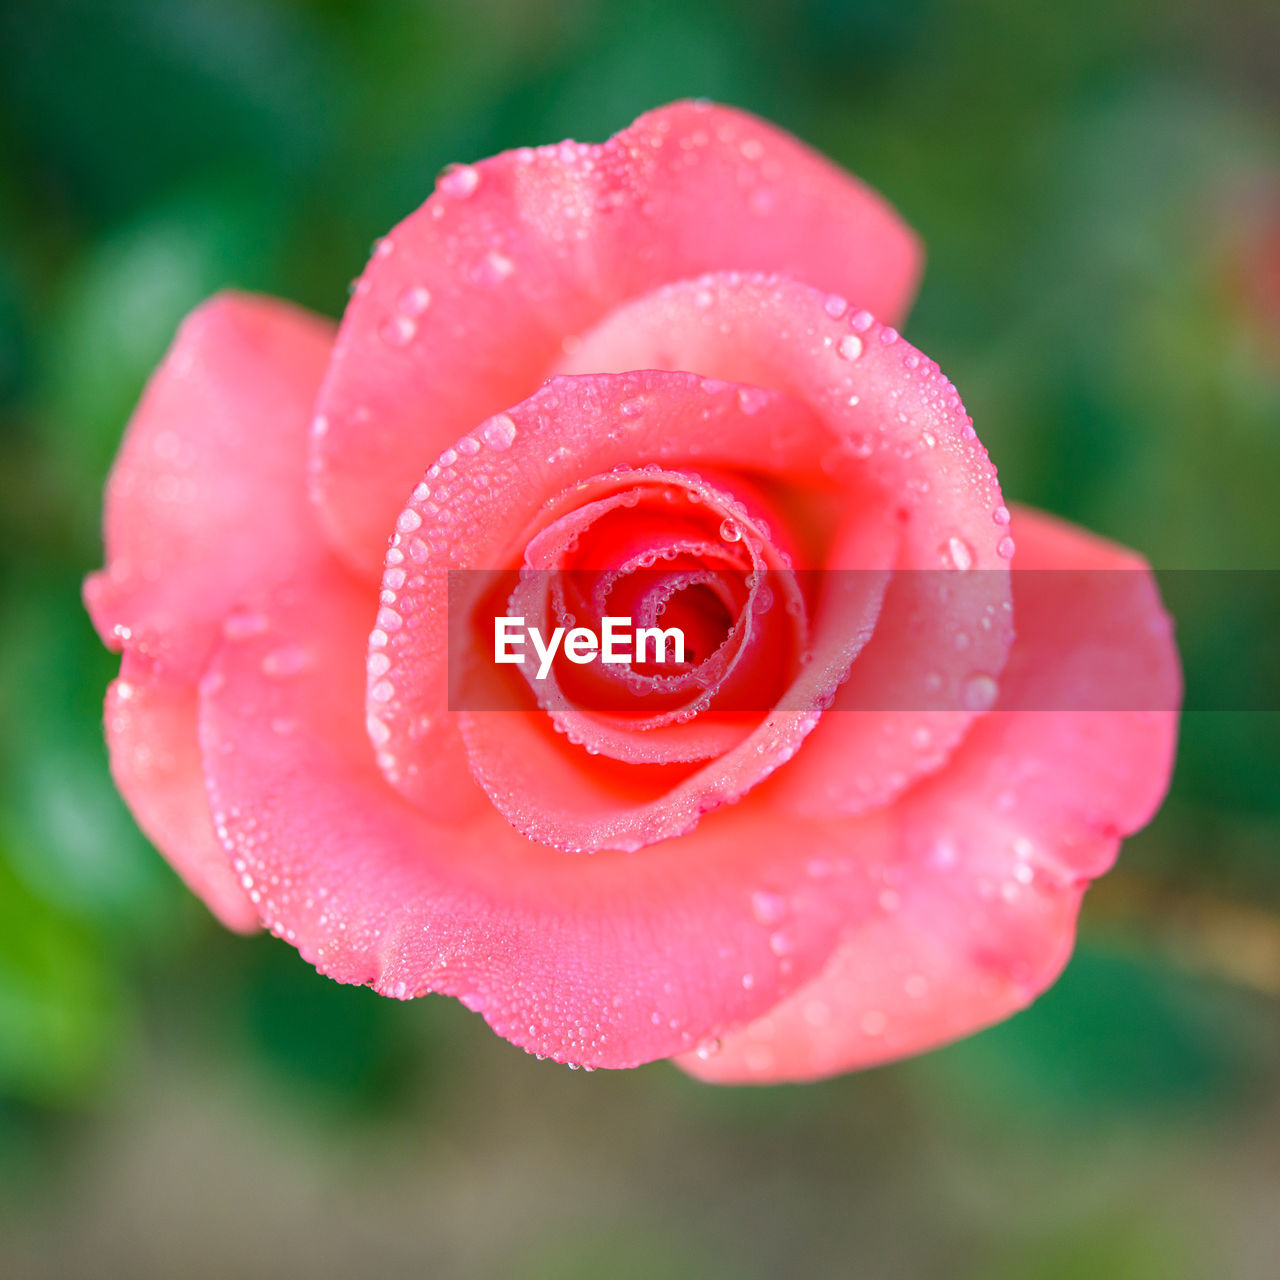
[912,945,1248,1123]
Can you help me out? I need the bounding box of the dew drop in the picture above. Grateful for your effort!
[398,285,431,316]
[223,610,268,640]
[768,929,794,956]
[481,413,517,451]
[992,504,1011,526]
[261,644,310,678]
[997,535,1016,560]
[472,250,514,285]
[961,673,999,711]
[719,518,742,543]
[837,334,863,361]
[751,889,787,926]
[823,293,849,319]
[439,163,480,198]
[947,536,974,571]
[380,315,416,347]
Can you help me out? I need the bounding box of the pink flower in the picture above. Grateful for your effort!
[85,102,1179,1082]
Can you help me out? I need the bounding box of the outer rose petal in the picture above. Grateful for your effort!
[678,506,1180,1083]
[198,562,901,1068]
[310,100,922,574]
[83,292,335,927]
[105,654,258,931]
[85,293,336,678]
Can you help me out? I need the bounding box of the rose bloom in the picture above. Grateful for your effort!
[85,102,1179,1082]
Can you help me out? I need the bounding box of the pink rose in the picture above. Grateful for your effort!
[85,102,1179,1082]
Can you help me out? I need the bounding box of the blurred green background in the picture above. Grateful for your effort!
[1,0,1278,1275]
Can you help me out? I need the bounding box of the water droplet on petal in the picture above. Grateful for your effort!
[481,413,517,451]
[992,504,1011,526]
[398,285,431,316]
[751,889,787,925]
[961,673,999,711]
[719,518,742,542]
[947,536,974,571]
[439,163,480,198]
[824,293,848,319]
[380,315,416,347]
[262,644,310,678]
[223,610,268,640]
[472,250,514,285]
[997,535,1016,559]
[837,334,863,361]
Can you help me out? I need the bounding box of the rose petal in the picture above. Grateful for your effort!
[678,505,1180,1082]
[310,100,922,575]
[105,653,258,932]
[84,292,334,926]
[198,562,894,1067]
[85,292,335,678]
